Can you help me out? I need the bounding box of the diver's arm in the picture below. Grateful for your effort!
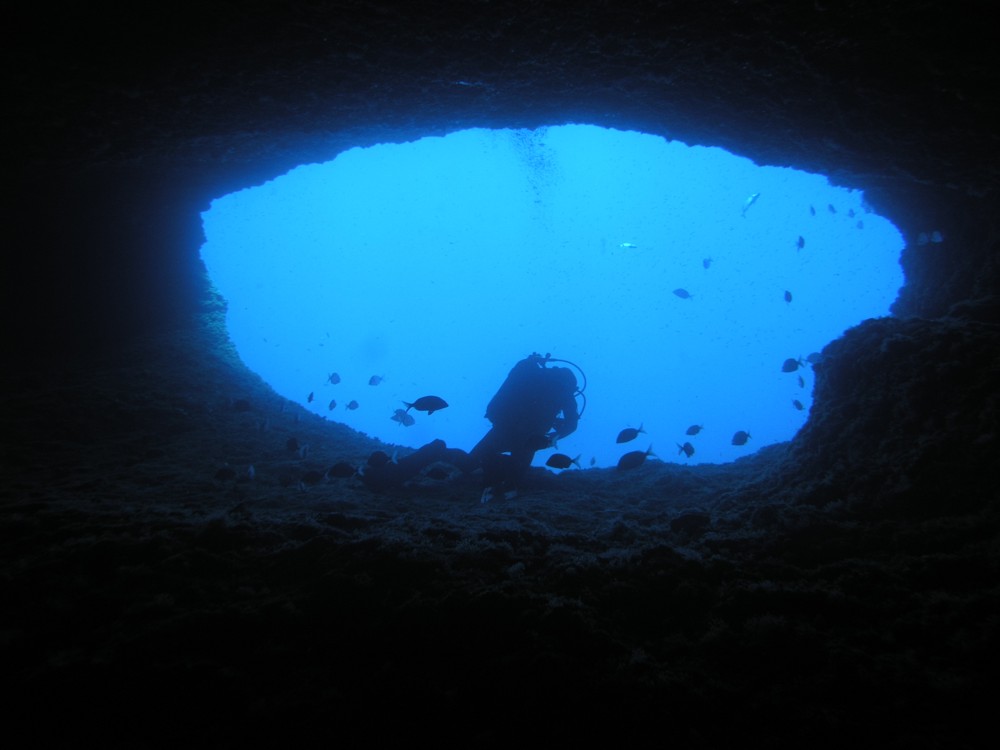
[553,396,579,439]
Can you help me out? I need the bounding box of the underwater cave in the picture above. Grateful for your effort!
[6,2,998,747]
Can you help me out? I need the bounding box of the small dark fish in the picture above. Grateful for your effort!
[856,220,864,229]
[809,205,816,216]
[214,466,237,481]
[685,424,703,436]
[328,399,337,411]
[404,396,448,414]
[298,444,309,459]
[328,372,341,385]
[307,391,315,403]
[806,352,824,365]
[247,464,255,480]
[848,209,855,218]
[301,470,324,486]
[390,409,416,427]
[677,442,695,458]
[286,437,300,452]
[784,290,792,303]
[796,236,805,250]
[781,358,804,373]
[425,466,450,481]
[589,457,596,467]
[827,204,836,214]
[367,450,396,468]
[616,423,645,443]
[792,399,804,411]
[617,445,657,470]
[325,461,357,479]
[368,375,383,386]
[797,375,805,388]
[673,288,692,299]
[731,430,752,446]
[346,400,359,410]
[702,257,712,269]
[546,453,581,470]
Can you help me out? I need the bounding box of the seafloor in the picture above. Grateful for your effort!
[3,306,998,748]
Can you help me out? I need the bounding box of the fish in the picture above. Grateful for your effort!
[792,399,804,411]
[390,409,416,427]
[616,423,645,443]
[297,444,309,459]
[589,457,596,467]
[325,461,357,479]
[731,430,752,446]
[848,209,856,218]
[931,230,943,243]
[781,357,804,373]
[797,375,805,388]
[805,352,824,365]
[796,236,805,250]
[685,424,703,435]
[677,441,695,458]
[741,192,760,217]
[307,391,314,403]
[673,288,692,299]
[617,445,657,470]
[618,242,638,249]
[346,400,359,410]
[856,220,864,229]
[546,453,581,470]
[369,375,383,386]
[784,290,793,303]
[809,205,816,216]
[917,232,929,246]
[404,396,448,414]
[247,464,255,480]
[328,399,337,410]
[328,372,341,384]
[702,257,712,269]
[828,204,836,214]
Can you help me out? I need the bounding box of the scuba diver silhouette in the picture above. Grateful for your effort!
[360,352,585,501]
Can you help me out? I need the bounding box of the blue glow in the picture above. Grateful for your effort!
[200,125,903,467]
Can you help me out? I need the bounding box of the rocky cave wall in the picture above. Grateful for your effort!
[7,2,999,478]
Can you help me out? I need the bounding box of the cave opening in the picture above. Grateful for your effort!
[200,124,904,467]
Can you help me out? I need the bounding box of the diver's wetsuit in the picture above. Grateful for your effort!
[468,356,579,490]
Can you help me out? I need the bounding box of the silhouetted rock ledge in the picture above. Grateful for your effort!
[4,2,999,747]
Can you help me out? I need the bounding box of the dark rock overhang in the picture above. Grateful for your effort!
[8,1,999,348]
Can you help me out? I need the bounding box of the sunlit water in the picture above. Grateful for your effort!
[201,125,903,467]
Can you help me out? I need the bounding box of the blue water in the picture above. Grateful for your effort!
[200,125,903,467]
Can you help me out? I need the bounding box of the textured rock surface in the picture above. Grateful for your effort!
[4,1,999,746]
